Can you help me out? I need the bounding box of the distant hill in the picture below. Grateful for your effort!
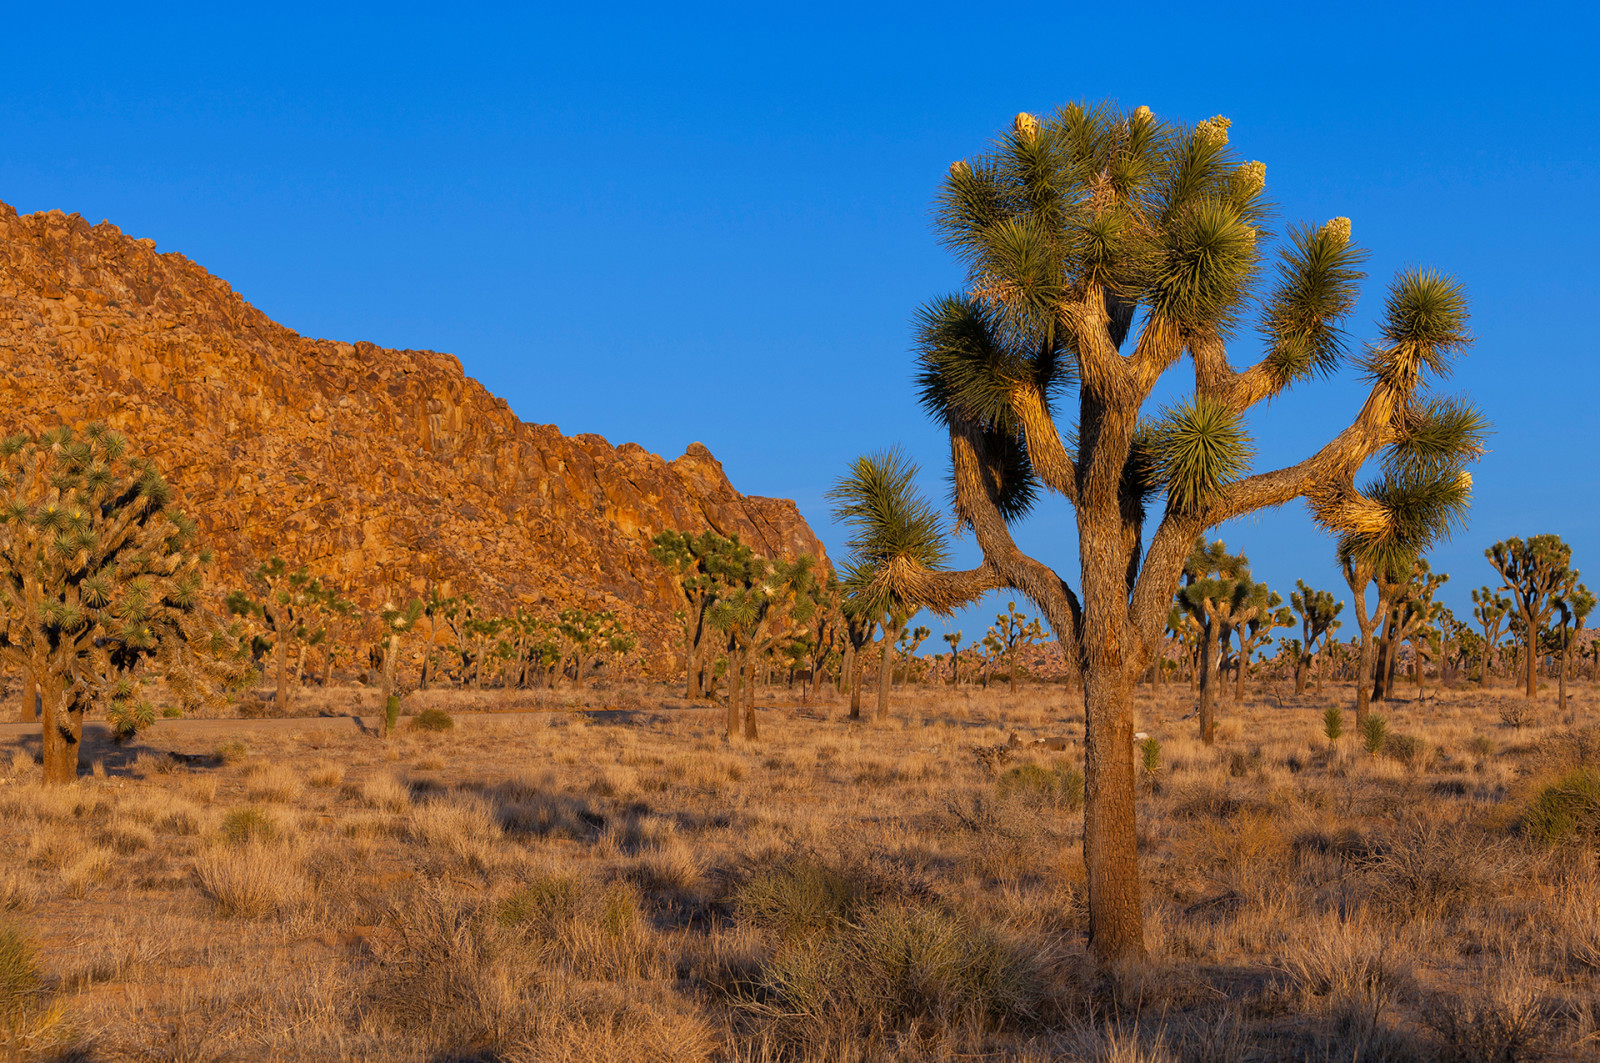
[0,200,826,664]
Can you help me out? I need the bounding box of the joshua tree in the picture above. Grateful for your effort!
[650,529,752,699]
[1237,585,1292,698]
[1471,586,1512,686]
[941,630,963,684]
[991,601,1046,693]
[707,554,817,739]
[841,102,1484,960]
[1175,539,1252,744]
[896,623,932,686]
[1290,580,1344,695]
[378,598,424,733]
[1487,536,1575,697]
[1373,558,1447,699]
[805,576,843,698]
[842,607,879,716]
[556,608,632,685]
[0,425,249,781]
[1550,578,1593,714]
[828,451,939,721]
[1342,546,1403,723]
[226,557,326,714]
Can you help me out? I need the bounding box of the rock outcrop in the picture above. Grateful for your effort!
[0,199,827,664]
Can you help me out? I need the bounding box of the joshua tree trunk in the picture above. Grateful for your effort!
[1198,619,1220,745]
[686,614,706,699]
[1558,637,1570,714]
[839,643,853,696]
[1294,652,1309,695]
[725,644,743,739]
[876,620,903,722]
[1079,553,1142,965]
[274,630,291,713]
[848,646,865,720]
[380,632,400,730]
[1524,627,1539,696]
[39,672,82,784]
[743,660,759,740]
[17,668,36,723]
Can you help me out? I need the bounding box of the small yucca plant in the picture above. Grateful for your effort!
[1323,706,1344,745]
[1361,713,1389,756]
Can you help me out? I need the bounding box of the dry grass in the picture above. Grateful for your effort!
[0,675,1594,1060]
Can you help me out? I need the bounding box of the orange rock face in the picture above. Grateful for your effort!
[0,200,827,664]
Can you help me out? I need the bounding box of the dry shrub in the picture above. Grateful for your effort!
[751,902,1041,1047]
[0,922,72,1054]
[1279,914,1412,1020]
[6,750,32,778]
[1425,961,1550,1063]
[244,763,303,803]
[1521,767,1600,845]
[627,838,705,896]
[96,817,155,855]
[347,772,411,813]
[58,845,115,900]
[409,792,502,868]
[996,761,1084,811]
[372,876,683,1057]
[193,843,306,919]
[306,759,345,788]
[132,751,178,777]
[1364,814,1512,920]
[502,981,716,1063]
[0,872,38,913]
[494,777,601,840]
[221,806,283,845]
[737,859,870,943]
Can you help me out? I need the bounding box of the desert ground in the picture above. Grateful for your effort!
[0,676,1597,1062]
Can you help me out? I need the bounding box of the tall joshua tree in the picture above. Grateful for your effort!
[839,102,1484,961]
[226,557,326,714]
[650,530,752,699]
[1236,583,1292,699]
[1290,580,1344,695]
[1175,538,1253,743]
[1550,577,1593,714]
[991,601,1046,694]
[708,554,817,739]
[941,629,962,685]
[1471,586,1512,686]
[1487,536,1574,698]
[0,426,250,782]
[828,451,940,722]
[1372,558,1447,700]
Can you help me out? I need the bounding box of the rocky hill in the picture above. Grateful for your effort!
[0,199,827,664]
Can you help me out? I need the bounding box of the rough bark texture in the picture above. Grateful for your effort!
[0,200,826,664]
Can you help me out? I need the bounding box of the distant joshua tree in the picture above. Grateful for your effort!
[226,557,328,714]
[0,425,249,781]
[1487,536,1576,697]
[836,103,1484,960]
[941,630,963,685]
[1373,558,1447,700]
[1175,539,1252,744]
[1549,577,1593,714]
[1236,584,1292,699]
[650,529,753,699]
[1290,581,1344,695]
[1471,586,1512,686]
[989,601,1046,694]
[707,555,817,739]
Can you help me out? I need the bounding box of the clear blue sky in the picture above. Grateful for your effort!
[4,2,1596,644]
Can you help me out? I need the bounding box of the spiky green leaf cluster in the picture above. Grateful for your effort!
[1150,395,1254,511]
